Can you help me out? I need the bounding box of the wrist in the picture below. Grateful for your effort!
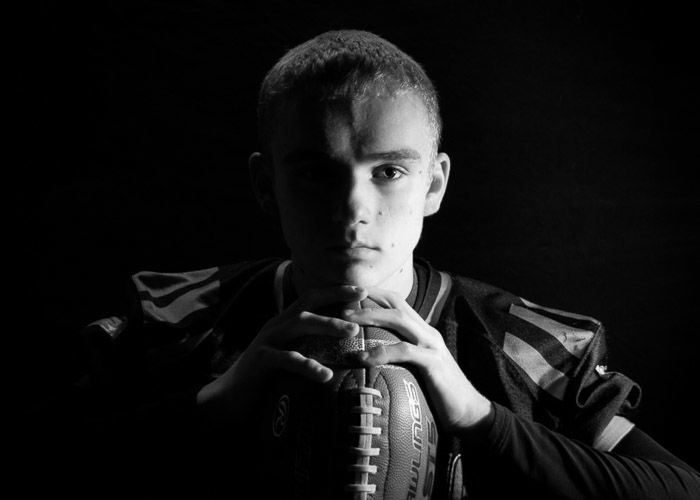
[459,396,495,436]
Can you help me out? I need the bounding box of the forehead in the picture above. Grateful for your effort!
[269,92,434,163]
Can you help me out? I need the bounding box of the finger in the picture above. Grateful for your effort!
[266,348,334,383]
[342,308,423,345]
[268,310,359,344]
[354,342,434,370]
[290,285,369,314]
[364,287,408,310]
[365,287,427,324]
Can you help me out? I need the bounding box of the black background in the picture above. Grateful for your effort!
[17,0,698,471]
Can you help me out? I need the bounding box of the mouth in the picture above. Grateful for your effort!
[327,242,379,256]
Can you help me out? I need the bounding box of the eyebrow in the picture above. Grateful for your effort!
[283,148,422,164]
[364,149,422,162]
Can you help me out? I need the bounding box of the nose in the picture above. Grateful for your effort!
[331,173,372,225]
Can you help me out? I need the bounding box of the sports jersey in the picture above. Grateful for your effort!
[71,257,699,499]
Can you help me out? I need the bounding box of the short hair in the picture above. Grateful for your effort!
[257,30,442,156]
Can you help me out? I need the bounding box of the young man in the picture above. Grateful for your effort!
[76,31,699,499]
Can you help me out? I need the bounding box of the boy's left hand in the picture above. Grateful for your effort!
[343,287,493,434]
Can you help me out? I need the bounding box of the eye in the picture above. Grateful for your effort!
[374,165,406,181]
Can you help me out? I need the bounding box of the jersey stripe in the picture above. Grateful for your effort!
[519,297,601,331]
[509,303,595,358]
[506,314,580,376]
[425,271,453,326]
[503,332,570,400]
[134,267,219,299]
[140,278,220,325]
[593,416,635,451]
[133,263,262,310]
[86,316,127,340]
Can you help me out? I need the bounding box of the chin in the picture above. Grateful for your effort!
[320,261,385,288]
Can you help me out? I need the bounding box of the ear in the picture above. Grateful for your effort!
[424,152,451,216]
[249,152,278,217]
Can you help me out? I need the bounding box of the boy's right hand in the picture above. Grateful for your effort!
[196,285,367,415]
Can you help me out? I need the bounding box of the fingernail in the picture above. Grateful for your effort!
[342,309,355,317]
[357,351,369,361]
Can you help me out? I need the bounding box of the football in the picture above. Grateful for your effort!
[258,298,439,500]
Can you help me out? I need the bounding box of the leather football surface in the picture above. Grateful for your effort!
[258,299,439,500]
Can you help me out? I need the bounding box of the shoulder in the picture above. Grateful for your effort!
[435,265,640,446]
[443,270,604,346]
[79,258,285,393]
[132,258,281,305]
[437,266,608,399]
[131,258,282,327]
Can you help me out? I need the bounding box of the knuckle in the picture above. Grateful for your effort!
[424,349,441,366]
[331,318,353,333]
[335,319,358,334]
[377,344,392,359]
[289,351,306,361]
[325,315,340,326]
[360,309,376,325]
[286,350,304,363]
[301,357,319,371]
[369,344,386,360]
[324,318,345,335]
[290,310,314,327]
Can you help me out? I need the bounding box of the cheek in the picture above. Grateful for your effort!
[380,197,425,245]
[386,186,426,219]
[380,187,423,216]
[276,185,321,222]
[275,194,322,249]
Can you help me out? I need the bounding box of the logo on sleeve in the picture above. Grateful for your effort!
[272,394,290,437]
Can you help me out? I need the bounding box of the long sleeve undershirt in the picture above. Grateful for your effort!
[462,402,700,499]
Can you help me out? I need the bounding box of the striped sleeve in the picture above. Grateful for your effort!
[501,297,641,449]
[133,266,224,329]
[503,298,600,401]
[130,259,278,329]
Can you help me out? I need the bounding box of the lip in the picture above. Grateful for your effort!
[328,240,377,249]
[327,243,378,257]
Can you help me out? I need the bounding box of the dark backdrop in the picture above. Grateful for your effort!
[17,1,698,470]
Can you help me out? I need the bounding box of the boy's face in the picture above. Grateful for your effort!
[254,91,449,290]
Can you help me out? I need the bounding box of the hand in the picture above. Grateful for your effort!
[344,288,493,434]
[197,285,368,416]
